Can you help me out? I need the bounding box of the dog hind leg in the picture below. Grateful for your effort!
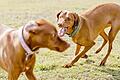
[100,27,119,66]
[96,31,109,53]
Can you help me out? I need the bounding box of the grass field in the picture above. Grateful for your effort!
[0,0,120,80]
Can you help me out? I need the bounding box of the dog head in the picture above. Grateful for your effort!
[24,19,70,52]
[57,11,79,37]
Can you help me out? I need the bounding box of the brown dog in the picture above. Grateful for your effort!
[57,3,120,68]
[0,19,70,80]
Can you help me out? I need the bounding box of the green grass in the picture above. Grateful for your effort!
[0,0,120,80]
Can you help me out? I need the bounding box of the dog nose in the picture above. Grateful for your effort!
[60,43,70,52]
[58,23,62,27]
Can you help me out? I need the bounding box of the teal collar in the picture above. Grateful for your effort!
[69,22,80,37]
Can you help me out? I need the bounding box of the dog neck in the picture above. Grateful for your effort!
[18,26,36,61]
[69,17,80,37]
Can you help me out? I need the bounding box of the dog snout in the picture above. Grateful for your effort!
[58,23,62,27]
[58,40,70,52]
[57,18,65,27]
[58,21,63,27]
[61,42,70,52]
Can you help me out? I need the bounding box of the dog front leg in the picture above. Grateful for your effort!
[75,44,88,58]
[25,59,36,80]
[8,70,21,80]
[25,68,36,80]
[75,44,81,55]
[64,42,95,68]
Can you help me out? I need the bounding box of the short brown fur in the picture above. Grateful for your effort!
[57,3,120,68]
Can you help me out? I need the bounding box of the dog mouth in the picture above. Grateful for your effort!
[55,47,62,52]
[58,27,68,37]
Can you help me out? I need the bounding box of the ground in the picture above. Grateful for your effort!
[0,0,120,80]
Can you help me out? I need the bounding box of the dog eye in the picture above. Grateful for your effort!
[50,33,57,40]
[52,34,56,38]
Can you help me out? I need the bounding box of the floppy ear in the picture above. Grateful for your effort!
[72,13,79,26]
[57,11,62,19]
[35,19,45,26]
[24,21,39,34]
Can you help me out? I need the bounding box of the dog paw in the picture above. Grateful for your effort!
[100,60,106,66]
[81,54,88,59]
[95,48,101,54]
[95,50,100,54]
[63,63,72,68]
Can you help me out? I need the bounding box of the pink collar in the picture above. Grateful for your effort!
[18,26,34,60]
